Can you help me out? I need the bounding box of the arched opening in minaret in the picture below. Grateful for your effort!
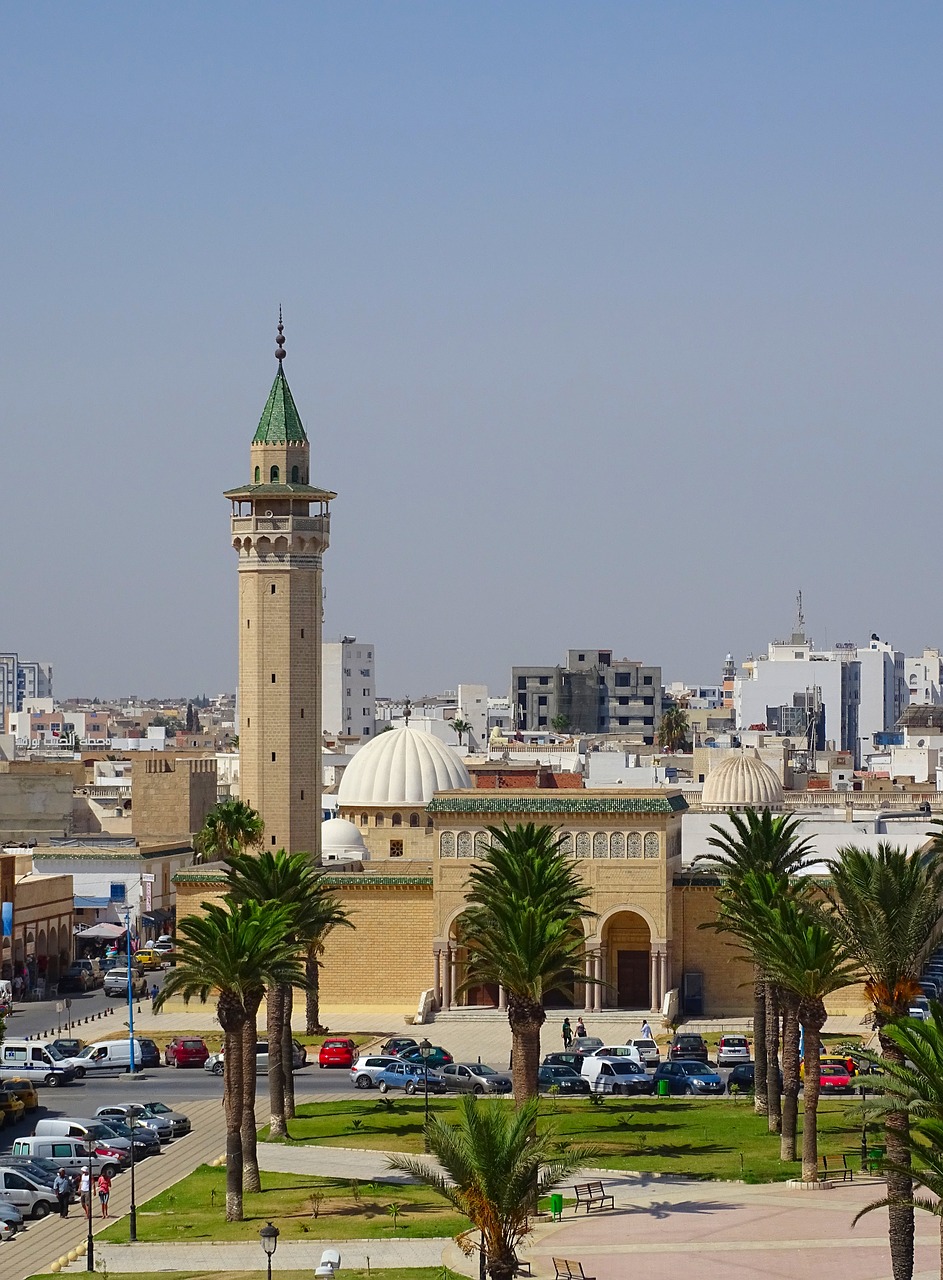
[291,465,300,482]
[254,466,261,482]
[270,465,280,483]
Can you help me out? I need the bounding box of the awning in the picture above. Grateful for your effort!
[74,922,128,941]
[141,909,172,924]
[74,897,112,910]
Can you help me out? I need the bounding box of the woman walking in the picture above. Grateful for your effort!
[97,1170,112,1219]
[562,1017,573,1049]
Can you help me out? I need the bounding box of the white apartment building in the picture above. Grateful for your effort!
[322,637,376,741]
[856,636,905,759]
[906,649,943,705]
[0,654,53,731]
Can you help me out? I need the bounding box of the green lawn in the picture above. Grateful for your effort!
[268,1094,865,1182]
[98,1166,469,1244]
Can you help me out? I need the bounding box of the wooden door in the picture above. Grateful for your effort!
[616,950,650,1008]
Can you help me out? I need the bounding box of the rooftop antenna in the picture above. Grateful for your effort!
[796,590,805,633]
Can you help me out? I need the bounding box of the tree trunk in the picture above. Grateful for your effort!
[879,1022,915,1280]
[305,944,324,1035]
[779,993,800,1163]
[753,972,768,1116]
[283,982,296,1119]
[507,996,544,1104]
[266,983,287,1139]
[241,988,263,1193]
[766,983,782,1134]
[799,1000,826,1183]
[219,1002,247,1222]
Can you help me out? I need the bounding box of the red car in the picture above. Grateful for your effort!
[164,1036,210,1068]
[319,1037,356,1068]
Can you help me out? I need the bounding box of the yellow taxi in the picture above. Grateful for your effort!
[0,1089,26,1126]
[1,1077,39,1111]
[134,949,165,971]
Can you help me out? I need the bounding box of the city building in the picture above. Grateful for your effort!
[0,654,52,731]
[512,649,663,742]
[906,648,943,706]
[225,317,335,854]
[322,637,376,741]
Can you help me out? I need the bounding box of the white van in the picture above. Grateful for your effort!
[581,1054,651,1095]
[10,1137,125,1179]
[56,1038,143,1077]
[0,1166,58,1219]
[0,1040,77,1087]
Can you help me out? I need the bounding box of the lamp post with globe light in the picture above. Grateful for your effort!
[259,1221,279,1280]
[419,1038,433,1151]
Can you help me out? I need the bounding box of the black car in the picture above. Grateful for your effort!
[136,1038,161,1069]
[669,1033,709,1063]
[380,1037,418,1057]
[57,964,91,994]
[538,1064,590,1095]
[50,1038,84,1059]
[728,1063,784,1093]
[542,1052,587,1073]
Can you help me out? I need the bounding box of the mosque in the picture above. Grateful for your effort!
[174,327,877,1022]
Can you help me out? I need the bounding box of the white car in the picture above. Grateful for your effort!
[349,1054,400,1089]
[627,1038,660,1067]
[716,1035,751,1067]
[585,1044,642,1066]
[0,1167,58,1219]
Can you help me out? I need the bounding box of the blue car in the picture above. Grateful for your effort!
[375,1060,448,1095]
[652,1060,725,1095]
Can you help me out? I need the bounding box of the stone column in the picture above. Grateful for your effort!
[650,949,659,1011]
[433,948,442,1009]
[583,952,594,1013]
[498,984,506,1011]
[592,951,603,1013]
[450,946,459,1010]
[442,945,452,1010]
[658,947,669,1010]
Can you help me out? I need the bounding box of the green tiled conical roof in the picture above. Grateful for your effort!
[252,366,308,445]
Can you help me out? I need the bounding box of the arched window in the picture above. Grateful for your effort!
[392,812,403,827]
[360,813,368,827]
[575,832,591,858]
[474,831,489,858]
[409,813,420,828]
[254,466,260,483]
[439,832,456,858]
[375,813,384,827]
[291,465,300,483]
[457,831,473,858]
[270,465,280,483]
[558,832,573,856]
[610,832,626,858]
[592,832,608,858]
[627,832,642,858]
[643,832,660,859]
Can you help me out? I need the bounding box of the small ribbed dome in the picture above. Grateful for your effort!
[321,817,369,860]
[337,725,471,806]
[701,749,784,810]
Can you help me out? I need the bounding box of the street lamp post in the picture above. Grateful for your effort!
[259,1220,279,1280]
[85,1144,94,1272]
[124,908,136,1076]
[127,1111,137,1242]
[419,1038,432,1153]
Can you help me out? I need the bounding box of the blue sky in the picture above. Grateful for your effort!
[2,3,941,697]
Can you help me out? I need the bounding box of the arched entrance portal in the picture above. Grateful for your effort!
[602,910,652,1010]
[449,915,499,1008]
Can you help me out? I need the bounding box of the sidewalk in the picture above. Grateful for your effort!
[59,1237,454,1273]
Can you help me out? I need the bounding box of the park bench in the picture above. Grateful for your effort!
[818,1154,853,1183]
[573,1180,614,1213]
[553,1260,596,1280]
[511,1262,532,1276]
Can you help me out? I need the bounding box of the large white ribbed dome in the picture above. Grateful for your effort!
[701,749,784,810]
[337,725,471,805]
[321,817,369,860]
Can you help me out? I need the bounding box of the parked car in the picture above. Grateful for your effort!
[910,999,931,1021]
[103,968,148,999]
[585,1044,642,1066]
[653,1060,725,1095]
[0,1078,38,1111]
[375,1061,448,1095]
[49,1039,84,1059]
[1,1157,67,1187]
[380,1037,418,1057]
[399,1044,454,1069]
[205,1040,307,1076]
[727,1063,784,1094]
[10,1136,126,1180]
[438,1063,512,1095]
[537,1064,590,1095]
[543,1051,589,1073]
[716,1035,751,1067]
[164,1037,210,1069]
[0,1090,26,1127]
[668,1034,709,1063]
[802,1057,855,1093]
[57,964,91,994]
[583,1057,653,1095]
[132,1100,191,1138]
[153,936,175,955]
[350,1055,401,1089]
[89,1117,161,1157]
[133,949,164,972]
[319,1038,357,1069]
[96,1104,173,1143]
[627,1038,661,1067]
[571,1036,604,1055]
[137,1038,161,1069]
[0,1167,59,1219]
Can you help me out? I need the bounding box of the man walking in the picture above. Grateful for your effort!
[53,1169,72,1219]
[79,1166,91,1220]
[641,1018,654,1040]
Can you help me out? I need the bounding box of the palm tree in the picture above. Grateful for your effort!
[449,718,472,747]
[657,704,689,752]
[747,891,861,1182]
[155,901,304,1220]
[225,849,352,1135]
[699,808,814,1123]
[304,897,353,1035]
[388,1094,597,1280]
[823,842,943,1280]
[194,799,263,864]
[460,823,593,1103]
[853,1006,943,1277]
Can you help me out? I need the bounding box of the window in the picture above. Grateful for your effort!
[618,697,629,706]
[271,673,276,683]
[538,716,547,726]
[270,466,280,483]
[392,813,402,827]
[539,675,549,685]
[618,717,629,726]
[363,688,370,696]
[643,675,653,685]
[247,717,250,727]
[643,696,654,706]
[109,882,126,904]
[254,466,261,482]
[390,839,403,857]
[578,654,585,662]
[360,668,371,677]
[409,813,420,827]
[538,695,548,706]
[271,752,276,762]
[517,677,527,690]
[247,619,251,628]
[375,814,384,826]
[643,717,654,725]
[300,708,304,718]
[300,789,304,800]
[272,835,277,845]
[291,465,300,482]
[361,813,368,826]
[615,673,631,687]
[271,583,276,594]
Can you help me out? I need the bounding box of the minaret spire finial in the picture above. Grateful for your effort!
[275,306,286,364]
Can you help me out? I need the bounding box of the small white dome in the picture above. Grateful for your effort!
[321,817,368,859]
[337,725,471,806]
[701,749,784,810]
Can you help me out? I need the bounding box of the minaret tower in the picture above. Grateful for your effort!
[225,314,335,855]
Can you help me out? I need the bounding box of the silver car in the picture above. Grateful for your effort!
[439,1063,513,1095]
[0,1167,59,1219]
[95,1104,173,1142]
[716,1035,751,1067]
[349,1055,400,1089]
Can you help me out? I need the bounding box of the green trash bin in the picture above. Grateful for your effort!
[657,1078,670,1097]
[549,1193,564,1221]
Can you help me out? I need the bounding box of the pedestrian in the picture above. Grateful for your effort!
[79,1167,91,1220]
[53,1169,72,1219]
[640,1018,653,1040]
[97,1170,112,1219]
[575,1017,587,1039]
[562,1017,572,1049]
[150,983,159,1008]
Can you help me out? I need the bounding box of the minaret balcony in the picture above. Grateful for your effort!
[231,513,330,537]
